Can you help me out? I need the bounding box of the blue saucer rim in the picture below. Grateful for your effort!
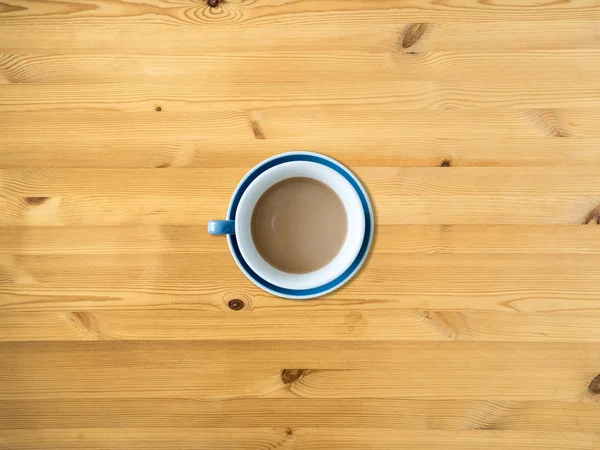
[226,151,374,299]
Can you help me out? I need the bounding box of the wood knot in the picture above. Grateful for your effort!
[155,106,162,112]
[250,120,266,140]
[228,298,245,311]
[281,369,307,384]
[155,162,171,168]
[207,0,221,7]
[286,428,294,436]
[400,23,428,49]
[0,2,27,13]
[65,311,98,337]
[67,311,91,328]
[440,159,452,167]
[588,374,600,395]
[583,205,600,225]
[527,109,571,138]
[24,196,49,206]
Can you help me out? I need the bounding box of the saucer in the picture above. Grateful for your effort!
[226,152,374,299]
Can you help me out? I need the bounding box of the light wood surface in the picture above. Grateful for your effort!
[1,1,600,449]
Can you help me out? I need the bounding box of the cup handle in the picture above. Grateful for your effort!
[208,220,236,235]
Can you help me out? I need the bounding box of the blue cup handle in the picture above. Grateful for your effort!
[208,220,235,235]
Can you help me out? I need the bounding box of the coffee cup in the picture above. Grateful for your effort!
[208,152,373,299]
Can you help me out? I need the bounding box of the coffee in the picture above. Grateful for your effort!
[251,177,348,274]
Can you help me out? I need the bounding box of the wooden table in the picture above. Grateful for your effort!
[2,1,600,449]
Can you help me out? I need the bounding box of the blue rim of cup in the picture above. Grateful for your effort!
[226,152,374,299]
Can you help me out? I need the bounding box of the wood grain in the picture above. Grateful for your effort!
[2,167,600,226]
[3,252,600,312]
[2,0,600,448]
[2,225,600,255]
[4,309,600,342]
[2,52,599,99]
[2,21,600,56]
[1,429,598,450]
[3,84,600,110]
[2,0,600,24]
[1,341,599,400]
[3,398,600,431]
[3,137,600,168]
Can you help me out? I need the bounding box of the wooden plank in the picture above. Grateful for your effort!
[2,137,600,169]
[2,51,599,89]
[2,21,600,55]
[0,341,598,400]
[1,167,600,226]
[0,428,598,450]
[1,398,599,432]
[2,80,600,110]
[2,253,600,312]
[1,225,600,255]
[1,0,599,25]
[1,193,597,225]
[3,309,600,342]
[3,167,600,197]
[1,109,597,141]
